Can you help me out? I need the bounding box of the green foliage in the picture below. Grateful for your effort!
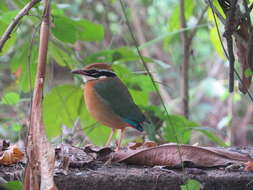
[10,42,38,92]
[163,115,199,144]
[43,84,83,139]
[52,15,104,43]
[212,0,226,18]
[48,42,75,67]
[4,181,23,190]
[0,1,8,12]
[180,179,201,190]
[195,128,228,146]
[244,68,253,78]
[84,47,152,64]
[0,122,22,141]
[1,92,20,105]
[165,0,195,45]
[11,123,22,132]
[162,114,227,146]
[0,0,243,149]
[207,8,225,58]
[0,11,18,55]
[42,84,110,146]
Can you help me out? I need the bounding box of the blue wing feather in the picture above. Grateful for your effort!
[123,119,144,132]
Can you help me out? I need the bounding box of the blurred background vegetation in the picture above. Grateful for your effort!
[0,0,252,148]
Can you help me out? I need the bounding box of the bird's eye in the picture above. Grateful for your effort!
[87,69,99,75]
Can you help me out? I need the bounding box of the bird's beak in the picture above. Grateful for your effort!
[71,69,88,75]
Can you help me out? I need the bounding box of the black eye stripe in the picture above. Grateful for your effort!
[99,71,116,77]
[86,70,116,78]
[86,69,97,74]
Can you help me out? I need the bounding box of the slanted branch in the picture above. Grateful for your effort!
[0,0,41,52]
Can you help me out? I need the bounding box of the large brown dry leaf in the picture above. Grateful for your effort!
[112,143,253,167]
[0,145,24,165]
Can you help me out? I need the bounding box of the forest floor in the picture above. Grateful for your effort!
[1,145,253,190]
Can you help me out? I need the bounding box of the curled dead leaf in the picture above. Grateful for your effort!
[83,144,114,158]
[0,145,24,165]
[112,143,253,167]
[244,161,253,171]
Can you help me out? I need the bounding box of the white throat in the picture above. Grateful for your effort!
[82,76,95,83]
[82,75,107,83]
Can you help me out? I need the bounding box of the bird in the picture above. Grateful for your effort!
[72,63,148,150]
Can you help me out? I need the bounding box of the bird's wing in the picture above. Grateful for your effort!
[93,77,146,131]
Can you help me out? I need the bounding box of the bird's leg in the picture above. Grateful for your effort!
[105,128,116,147]
[116,128,125,151]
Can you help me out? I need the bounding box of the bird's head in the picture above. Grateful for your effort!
[71,63,116,82]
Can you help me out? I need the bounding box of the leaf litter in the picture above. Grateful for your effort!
[2,141,253,171]
[0,142,24,165]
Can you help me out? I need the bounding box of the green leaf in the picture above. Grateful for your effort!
[84,47,152,64]
[51,4,65,15]
[43,84,111,145]
[82,122,111,146]
[12,123,22,132]
[52,16,77,43]
[180,179,201,190]
[52,15,104,43]
[12,0,27,8]
[75,19,104,41]
[0,11,19,55]
[0,11,19,24]
[194,127,228,146]
[208,8,225,58]
[244,68,253,77]
[85,126,111,146]
[129,89,148,106]
[163,115,199,144]
[84,49,113,64]
[0,1,8,13]
[10,43,38,92]
[4,180,23,190]
[1,92,20,105]
[43,85,83,139]
[165,0,195,45]
[212,0,226,18]
[48,42,75,67]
